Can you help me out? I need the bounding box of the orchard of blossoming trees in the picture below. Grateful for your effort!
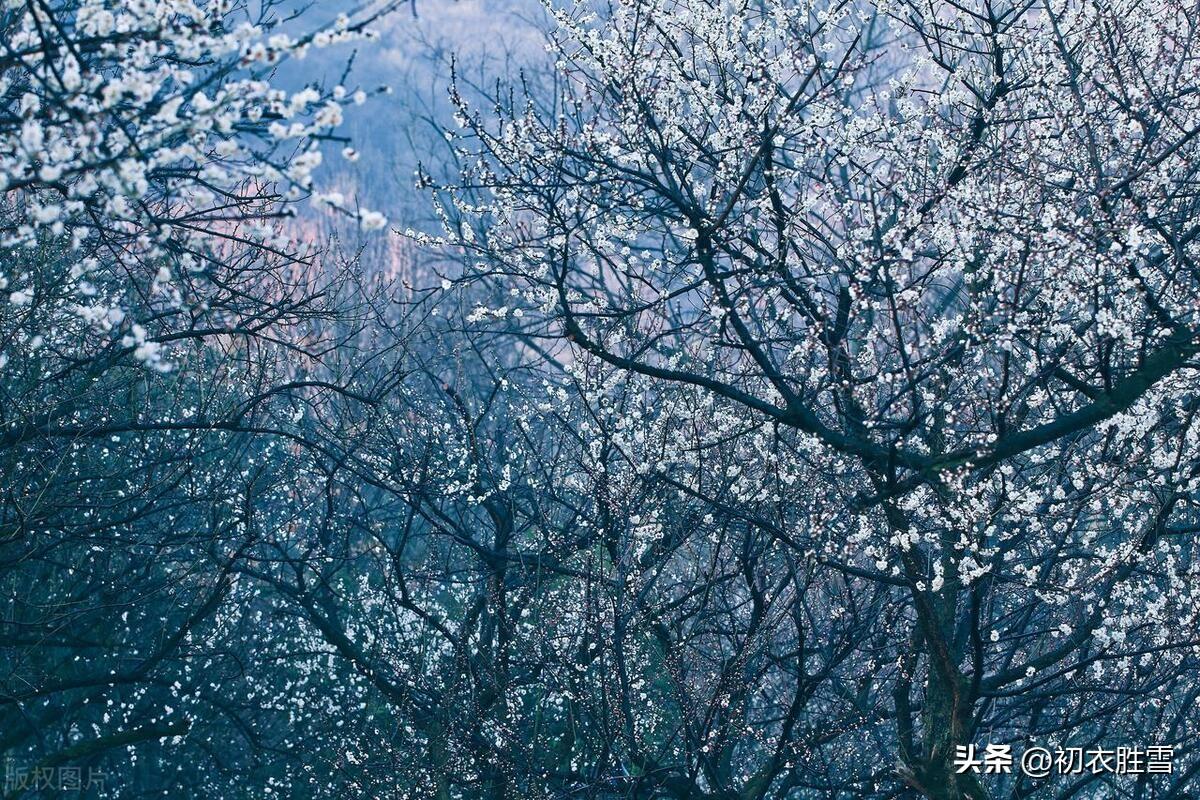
[2,0,1200,798]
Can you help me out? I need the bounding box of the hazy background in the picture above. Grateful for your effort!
[284,0,550,242]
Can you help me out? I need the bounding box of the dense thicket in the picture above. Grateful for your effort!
[3,0,1200,799]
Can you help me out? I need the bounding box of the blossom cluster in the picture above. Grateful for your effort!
[1,0,389,372]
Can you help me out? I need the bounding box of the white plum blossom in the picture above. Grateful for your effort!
[431,0,1200,794]
[0,0,389,376]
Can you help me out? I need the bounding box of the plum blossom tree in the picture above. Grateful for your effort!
[0,1,400,795]
[431,0,1200,795]
[231,302,891,798]
[0,0,390,378]
[5,0,1200,797]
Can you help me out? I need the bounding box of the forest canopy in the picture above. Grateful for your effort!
[2,0,1200,798]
